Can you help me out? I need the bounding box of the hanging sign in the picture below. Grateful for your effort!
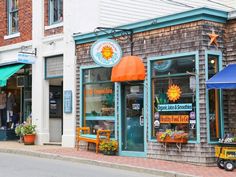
[160,115,189,124]
[167,84,182,102]
[90,39,122,67]
[17,53,36,64]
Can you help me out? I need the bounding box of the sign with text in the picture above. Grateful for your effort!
[158,103,192,112]
[85,88,113,95]
[160,115,189,124]
[64,90,72,113]
[17,53,36,64]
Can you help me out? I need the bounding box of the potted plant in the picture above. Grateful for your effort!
[15,124,24,143]
[156,129,188,143]
[99,140,118,155]
[15,123,36,145]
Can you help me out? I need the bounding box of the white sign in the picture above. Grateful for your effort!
[132,104,140,110]
[17,53,35,64]
[90,39,122,67]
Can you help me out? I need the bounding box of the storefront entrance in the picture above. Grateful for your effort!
[120,82,145,156]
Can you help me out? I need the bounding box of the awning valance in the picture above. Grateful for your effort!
[206,64,236,89]
[111,56,146,82]
[0,64,25,87]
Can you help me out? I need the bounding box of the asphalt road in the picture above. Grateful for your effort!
[0,153,162,177]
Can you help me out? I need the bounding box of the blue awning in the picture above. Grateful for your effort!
[206,64,236,89]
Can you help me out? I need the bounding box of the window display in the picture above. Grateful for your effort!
[82,67,115,137]
[151,56,197,141]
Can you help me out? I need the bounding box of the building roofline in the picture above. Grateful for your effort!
[73,7,228,45]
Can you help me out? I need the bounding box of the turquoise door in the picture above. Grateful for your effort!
[120,82,145,155]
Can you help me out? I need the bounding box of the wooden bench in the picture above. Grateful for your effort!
[76,127,111,153]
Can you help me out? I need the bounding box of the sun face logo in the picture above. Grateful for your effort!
[167,84,181,102]
[101,45,114,60]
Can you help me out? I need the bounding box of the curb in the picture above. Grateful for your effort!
[0,148,198,177]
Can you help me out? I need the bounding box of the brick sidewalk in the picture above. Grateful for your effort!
[0,141,235,177]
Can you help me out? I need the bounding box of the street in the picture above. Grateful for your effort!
[0,153,161,177]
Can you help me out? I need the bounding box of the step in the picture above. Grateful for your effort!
[43,142,62,146]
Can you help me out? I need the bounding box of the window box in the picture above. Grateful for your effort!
[156,130,188,143]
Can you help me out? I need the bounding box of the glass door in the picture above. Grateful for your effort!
[121,82,144,153]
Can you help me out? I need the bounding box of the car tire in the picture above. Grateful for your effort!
[217,159,225,169]
[224,161,235,171]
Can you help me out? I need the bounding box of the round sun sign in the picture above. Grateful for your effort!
[167,84,182,102]
[90,39,122,67]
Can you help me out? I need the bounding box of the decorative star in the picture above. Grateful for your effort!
[208,30,219,47]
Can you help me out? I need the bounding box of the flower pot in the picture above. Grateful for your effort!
[23,134,36,145]
[103,150,116,155]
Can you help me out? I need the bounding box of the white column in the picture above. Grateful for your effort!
[32,0,49,144]
[61,1,77,147]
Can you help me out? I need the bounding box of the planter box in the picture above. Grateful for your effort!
[103,150,117,155]
[156,132,188,143]
[0,129,18,141]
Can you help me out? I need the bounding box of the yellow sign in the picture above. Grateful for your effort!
[167,84,181,102]
[160,115,189,124]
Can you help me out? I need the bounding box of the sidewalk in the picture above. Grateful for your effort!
[0,141,235,177]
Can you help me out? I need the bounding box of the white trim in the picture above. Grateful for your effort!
[45,22,63,30]
[0,40,33,52]
[4,32,21,40]
[42,34,64,43]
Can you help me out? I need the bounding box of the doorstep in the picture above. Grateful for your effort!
[43,142,62,146]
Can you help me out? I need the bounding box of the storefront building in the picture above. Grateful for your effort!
[0,0,33,140]
[74,7,236,165]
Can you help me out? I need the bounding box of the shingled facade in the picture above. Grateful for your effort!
[74,8,236,165]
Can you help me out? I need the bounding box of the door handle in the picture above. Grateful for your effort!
[139,116,144,126]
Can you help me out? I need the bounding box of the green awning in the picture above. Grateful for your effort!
[0,64,25,87]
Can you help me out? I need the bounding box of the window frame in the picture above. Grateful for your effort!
[205,50,224,144]
[147,51,200,143]
[48,0,63,25]
[80,65,117,139]
[7,0,19,35]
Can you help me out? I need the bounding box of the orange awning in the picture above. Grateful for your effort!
[111,56,146,82]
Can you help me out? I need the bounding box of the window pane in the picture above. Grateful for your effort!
[11,12,18,33]
[208,55,221,141]
[82,68,115,137]
[8,0,19,34]
[84,83,114,117]
[83,68,112,83]
[11,0,18,10]
[50,0,63,23]
[53,0,58,22]
[59,0,63,21]
[152,56,195,76]
[86,120,115,137]
[151,57,196,141]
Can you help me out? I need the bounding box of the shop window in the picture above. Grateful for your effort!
[207,55,222,142]
[151,56,197,141]
[49,0,63,25]
[7,0,19,34]
[82,67,115,137]
[45,55,63,79]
